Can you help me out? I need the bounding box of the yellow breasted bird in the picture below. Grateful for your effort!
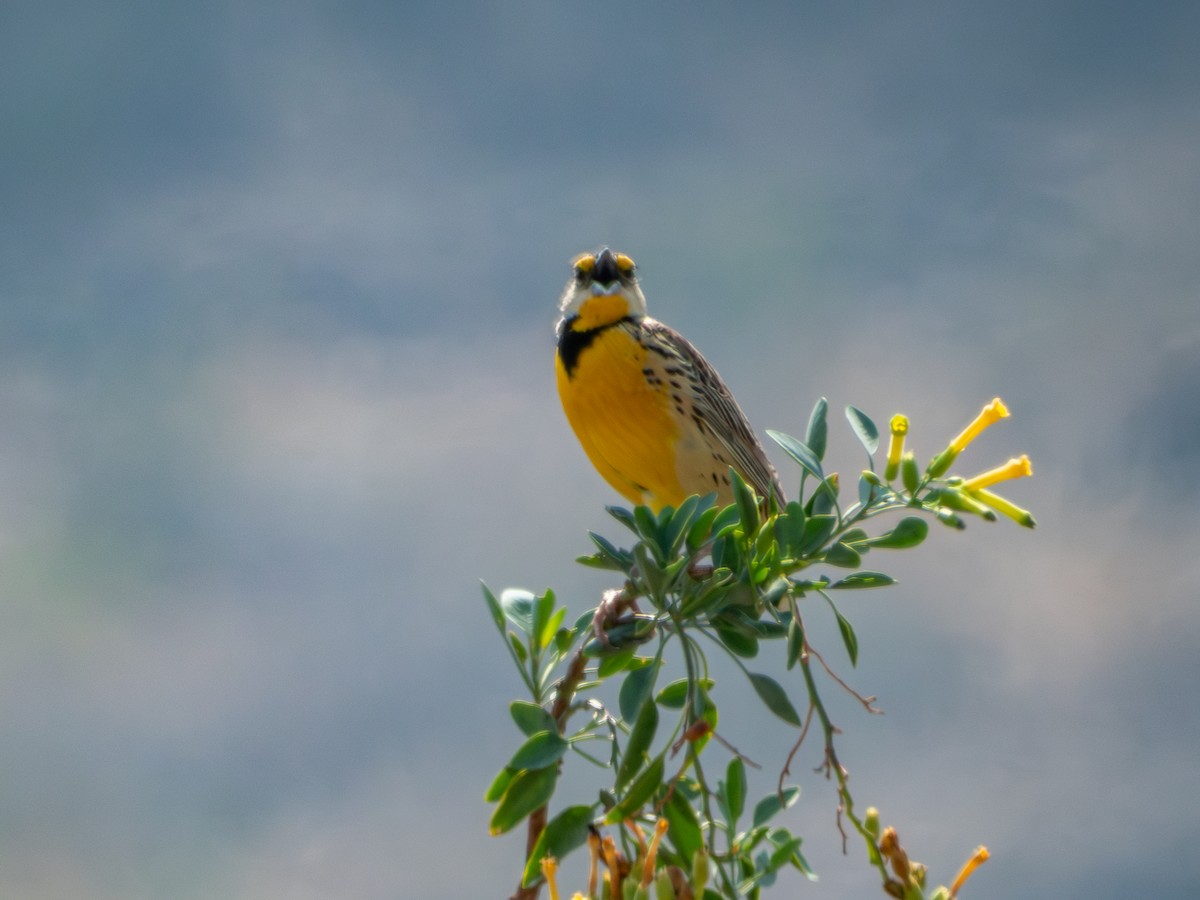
[556,248,785,513]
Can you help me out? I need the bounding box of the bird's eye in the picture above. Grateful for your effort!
[572,254,595,282]
[615,254,636,273]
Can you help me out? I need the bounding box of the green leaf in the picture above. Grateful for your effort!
[831,605,859,666]
[759,576,789,609]
[538,605,566,652]
[664,784,703,862]
[796,514,837,557]
[830,571,896,589]
[575,552,623,571]
[618,660,660,722]
[584,531,633,572]
[656,677,715,709]
[606,505,639,534]
[823,541,862,568]
[685,503,722,552]
[634,505,663,554]
[725,757,747,822]
[714,620,759,658]
[840,527,869,547]
[767,430,824,483]
[520,804,596,887]
[743,614,788,639]
[500,588,537,634]
[553,622,577,656]
[790,844,818,881]
[857,471,877,507]
[867,516,929,549]
[481,582,504,630]
[638,542,676,607]
[594,644,637,674]
[605,753,665,823]
[665,493,714,557]
[511,700,556,737]
[786,616,804,670]
[615,695,659,791]
[731,468,760,533]
[584,618,656,658]
[764,834,806,881]
[775,501,807,556]
[633,542,668,604]
[532,589,555,648]
[748,673,803,726]
[484,765,514,803]
[509,632,528,664]
[489,765,558,835]
[845,405,880,459]
[807,475,838,516]
[752,787,801,828]
[677,571,735,618]
[508,731,569,770]
[711,532,742,571]
[806,397,829,461]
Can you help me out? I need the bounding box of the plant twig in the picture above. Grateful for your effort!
[510,646,589,900]
[806,642,883,714]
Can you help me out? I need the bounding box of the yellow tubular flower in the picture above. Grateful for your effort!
[949,398,1009,454]
[602,836,623,898]
[962,455,1032,492]
[928,398,1010,478]
[541,856,560,900]
[587,829,601,899]
[885,415,908,481]
[969,487,1037,528]
[949,845,990,898]
[640,818,670,888]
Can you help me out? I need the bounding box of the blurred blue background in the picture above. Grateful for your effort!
[3,1,1199,897]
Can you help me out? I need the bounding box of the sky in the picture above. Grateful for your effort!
[2,1,1199,897]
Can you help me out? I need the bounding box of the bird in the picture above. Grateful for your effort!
[555,248,785,514]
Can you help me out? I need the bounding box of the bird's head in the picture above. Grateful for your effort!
[557,248,648,329]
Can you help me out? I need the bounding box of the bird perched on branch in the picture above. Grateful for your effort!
[555,248,784,513]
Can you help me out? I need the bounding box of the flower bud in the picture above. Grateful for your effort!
[935,508,965,530]
[969,487,1036,528]
[926,446,959,479]
[654,868,675,900]
[864,807,881,839]
[691,846,709,894]
[901,451,920,494]
[932,487,997,521]
[910,861,927,889]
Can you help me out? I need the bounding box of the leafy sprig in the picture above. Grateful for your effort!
[485,398,1032,899]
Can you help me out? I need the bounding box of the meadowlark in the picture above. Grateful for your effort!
[555,248,785,513]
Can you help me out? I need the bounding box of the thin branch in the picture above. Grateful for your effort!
[806,642,883,714]
[709,730,762,770]
[779,701,816,798]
